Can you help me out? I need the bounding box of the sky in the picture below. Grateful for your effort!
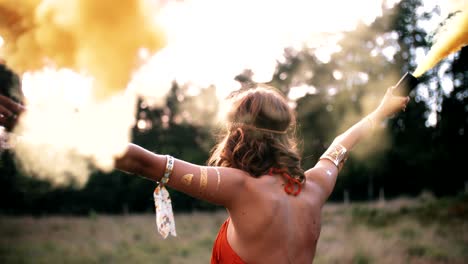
[134,0,400,100]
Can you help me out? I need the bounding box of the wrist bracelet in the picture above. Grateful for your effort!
[161,155,174,186]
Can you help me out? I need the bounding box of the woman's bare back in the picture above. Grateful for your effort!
[227,173,323,264]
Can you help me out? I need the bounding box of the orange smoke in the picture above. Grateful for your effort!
[413,2,468,77]
[0,0,165,99]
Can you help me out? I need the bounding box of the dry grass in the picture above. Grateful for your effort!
[0,197,467,264]
[0,211,227,264]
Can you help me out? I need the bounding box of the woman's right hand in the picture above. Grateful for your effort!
[0,94,25,131]
[373,86,410,120]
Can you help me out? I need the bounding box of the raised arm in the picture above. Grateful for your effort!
[115,144,247,208]
[0,92,246,208]
[305,86,410,203]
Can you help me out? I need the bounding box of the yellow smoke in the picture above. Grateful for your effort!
[13,70,137,186]
[0,0,166,186]
[0,0,165,99]
[413,1,468,77]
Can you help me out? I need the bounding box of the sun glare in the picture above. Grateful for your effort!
[151,0,388,92]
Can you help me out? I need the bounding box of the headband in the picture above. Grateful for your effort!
[229,122,288,134]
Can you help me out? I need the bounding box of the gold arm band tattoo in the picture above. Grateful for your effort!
[214,167,221,193]
[181,174,194,186]
[320,143,348,167]
[200,167,208,191]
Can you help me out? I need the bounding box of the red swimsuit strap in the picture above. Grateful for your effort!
[268,168,302,196]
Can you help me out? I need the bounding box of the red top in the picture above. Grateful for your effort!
[211,218,246,264]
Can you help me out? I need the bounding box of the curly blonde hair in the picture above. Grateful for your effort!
[208,85,305,183]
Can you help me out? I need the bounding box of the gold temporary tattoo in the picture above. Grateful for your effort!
[181,174,193,186]
[200,167,208,191]
[214,167,221,193]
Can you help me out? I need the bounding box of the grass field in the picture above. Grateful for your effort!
[0,194,467,264]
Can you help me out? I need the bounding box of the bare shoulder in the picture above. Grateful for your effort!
[289,181,323,212]
[304,161,340,204]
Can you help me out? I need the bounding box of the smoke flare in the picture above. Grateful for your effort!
[413,1,468,77]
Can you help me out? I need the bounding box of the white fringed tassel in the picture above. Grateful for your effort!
[154,185,177,238]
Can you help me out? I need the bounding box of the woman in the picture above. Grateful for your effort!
[1,76,409,263]
[115,84,408,263]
